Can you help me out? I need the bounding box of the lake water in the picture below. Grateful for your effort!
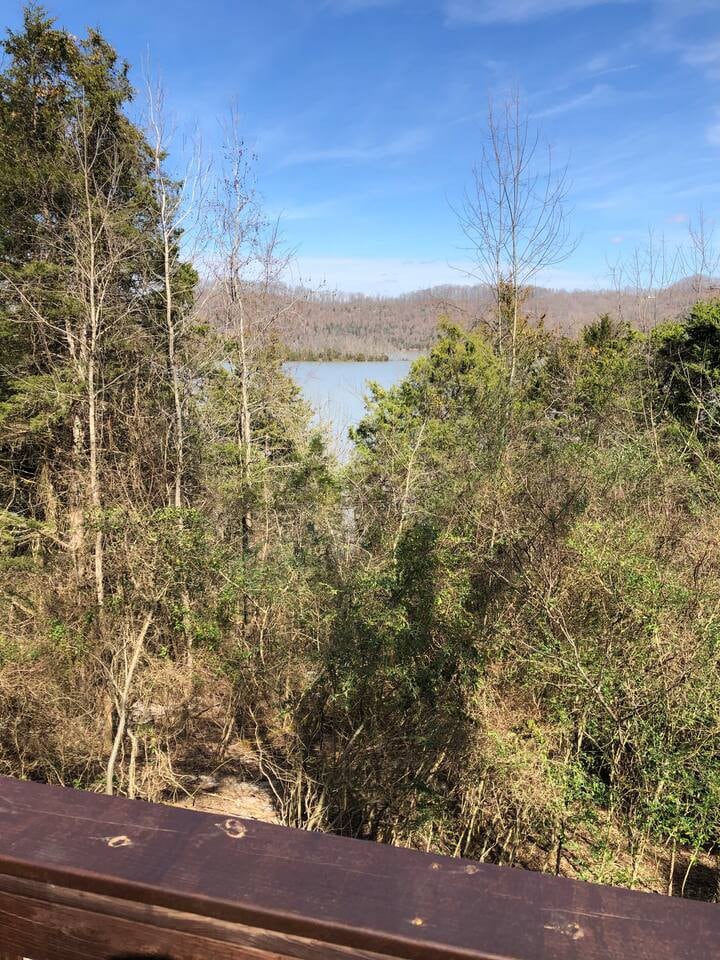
[285,360,412,458]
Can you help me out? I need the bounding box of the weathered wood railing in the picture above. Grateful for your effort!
[0,776,717,960]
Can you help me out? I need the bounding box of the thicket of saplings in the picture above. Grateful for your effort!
[2,9,720,899]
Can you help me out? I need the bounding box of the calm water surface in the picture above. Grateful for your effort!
[285,360,411,458]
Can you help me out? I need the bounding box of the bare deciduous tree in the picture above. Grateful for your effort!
[458,94,576,381]
[145,73,207,511]
[144,74,209,665]
[683,209,720,299]
[608,228,683,332]
[210,109,294,633]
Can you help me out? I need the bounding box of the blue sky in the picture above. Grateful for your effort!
[3,0,720,293]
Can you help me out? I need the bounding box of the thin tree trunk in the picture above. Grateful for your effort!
[163,209,185,511]
[234,287,252,635]
[88,357,104,608]
[69,415,85,582]
[510,281,519,385]
[238,296,252,539]
[105,612,153,796]
[160,199,193,662]
[667,838,676,896]
[393,420,426,557]
[83,139,104,610]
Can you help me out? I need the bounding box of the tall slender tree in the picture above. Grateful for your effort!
[458,95,575,381]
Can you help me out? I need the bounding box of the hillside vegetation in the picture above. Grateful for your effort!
[2,8,720,901]
[274,280,712,358]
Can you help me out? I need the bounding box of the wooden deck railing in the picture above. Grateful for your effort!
[0,776,717,960]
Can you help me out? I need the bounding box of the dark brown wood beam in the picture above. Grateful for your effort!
[0,776,718,960]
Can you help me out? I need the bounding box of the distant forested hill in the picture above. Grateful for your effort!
[264,279,716,358]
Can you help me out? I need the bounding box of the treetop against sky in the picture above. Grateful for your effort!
[6,0,719,294]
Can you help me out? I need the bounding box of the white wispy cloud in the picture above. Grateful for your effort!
[587,62,639,77]
[682,40,720,67]
[445,0,634,25]
[680,39,720,79]
[279,129,430,167]
[706,114,720,147]
[535,83,611,118]
[322,0,399,12]
[643,1,720,79]
[586,53,612,72]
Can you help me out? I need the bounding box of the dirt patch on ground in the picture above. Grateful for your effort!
[174,774,280,823]
[171,739,280,824]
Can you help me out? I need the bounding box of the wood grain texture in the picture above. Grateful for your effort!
[0,875,394,960]
[0,776,718,960]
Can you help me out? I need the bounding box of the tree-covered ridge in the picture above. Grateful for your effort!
[1,6,720,901]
